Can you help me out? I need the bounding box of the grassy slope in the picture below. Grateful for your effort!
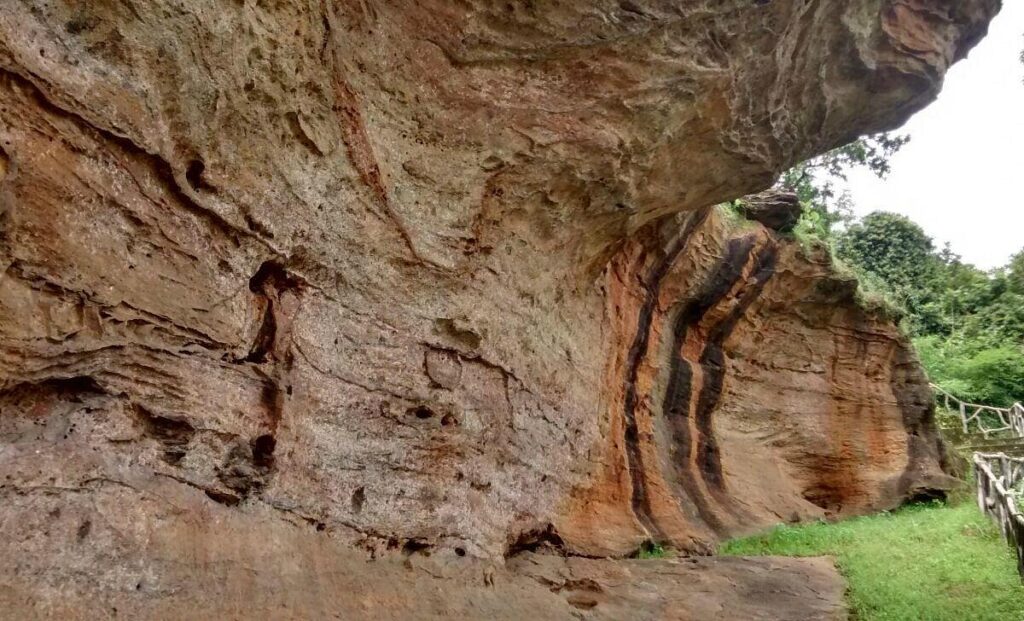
[720,502,1024,621]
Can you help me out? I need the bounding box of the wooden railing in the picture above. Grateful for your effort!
[931,383,1024,438]
[974,452,1024,578]
[937,383,1024,578]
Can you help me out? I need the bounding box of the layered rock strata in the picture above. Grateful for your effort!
[0,0,996,616]
[558,208,958,555]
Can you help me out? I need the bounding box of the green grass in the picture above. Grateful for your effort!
[720,502,1024,621]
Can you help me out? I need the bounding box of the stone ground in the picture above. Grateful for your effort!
[2,551,847,621]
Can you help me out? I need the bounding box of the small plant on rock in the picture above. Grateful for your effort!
[636,540,671,559]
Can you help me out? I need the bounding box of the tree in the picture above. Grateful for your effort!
[778,132,909,235]
[1003,250,1024,295]
[837,212,937,290]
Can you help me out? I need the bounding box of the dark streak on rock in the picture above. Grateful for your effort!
[320,4,425,265]
[694,243,777,492]
[240,262,303,488]
[891,341,956,502]
[246,261,302,363]
[660,236,756,533]
[620,209,710,541]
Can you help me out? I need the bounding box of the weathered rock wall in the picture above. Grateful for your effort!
[558,208,958,556]
[0,0,996,615]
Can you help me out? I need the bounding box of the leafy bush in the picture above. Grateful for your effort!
[922,342,1024,407]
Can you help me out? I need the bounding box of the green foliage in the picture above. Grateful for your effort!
[954,348,1024,407]
[835,211,942,333]
[917,336,1024,407]
[819,210,1024,407]
[791,205,833,250]
[837,212,936,291]
[720,502,1024,621]
[715,201,758,231]
[779,132,908,237]
[776,133,1024,409]
[789,211,905,319]
[778,134,915,319]
[636,541,671,559]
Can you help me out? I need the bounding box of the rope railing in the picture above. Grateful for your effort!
[974,452,1024,578]
[931,383,1024,439]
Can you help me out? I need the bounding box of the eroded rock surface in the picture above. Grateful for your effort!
[558,209,960,556]
[0,0,995,616]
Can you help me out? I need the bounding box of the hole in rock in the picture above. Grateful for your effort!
[440,413,458,427]
[402,539,431,556]
[0,145,9,180]
[205,489,241,506]
[351,486,366,514]
[244,261,303,363]
[248,260,293,293]
[619,0,644,15]
[906,488,947,505]
[251,434,276,469]
[136,405,195,466]
[801,486,845,515]
[567,597,599,611]
[162,448,187,466]
[18,376,105,404]
[454,546,466,557]
[505,523,564,557]
[409,405,435,420]
[185,159,205,191]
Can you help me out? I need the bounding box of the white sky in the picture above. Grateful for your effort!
[840,2,1024,270]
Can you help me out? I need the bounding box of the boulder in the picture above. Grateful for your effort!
[740,190,804,232]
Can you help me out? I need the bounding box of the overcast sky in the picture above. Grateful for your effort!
[840,2,1024,271]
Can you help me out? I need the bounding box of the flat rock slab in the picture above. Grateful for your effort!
[0,450,847,621]
[2,553,846,620]
[1,554,847,620]
[1,479,846,620]
[510,553,848,621]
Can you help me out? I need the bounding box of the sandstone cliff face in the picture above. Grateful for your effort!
[0,0,995,616]
[558,208,958,555]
